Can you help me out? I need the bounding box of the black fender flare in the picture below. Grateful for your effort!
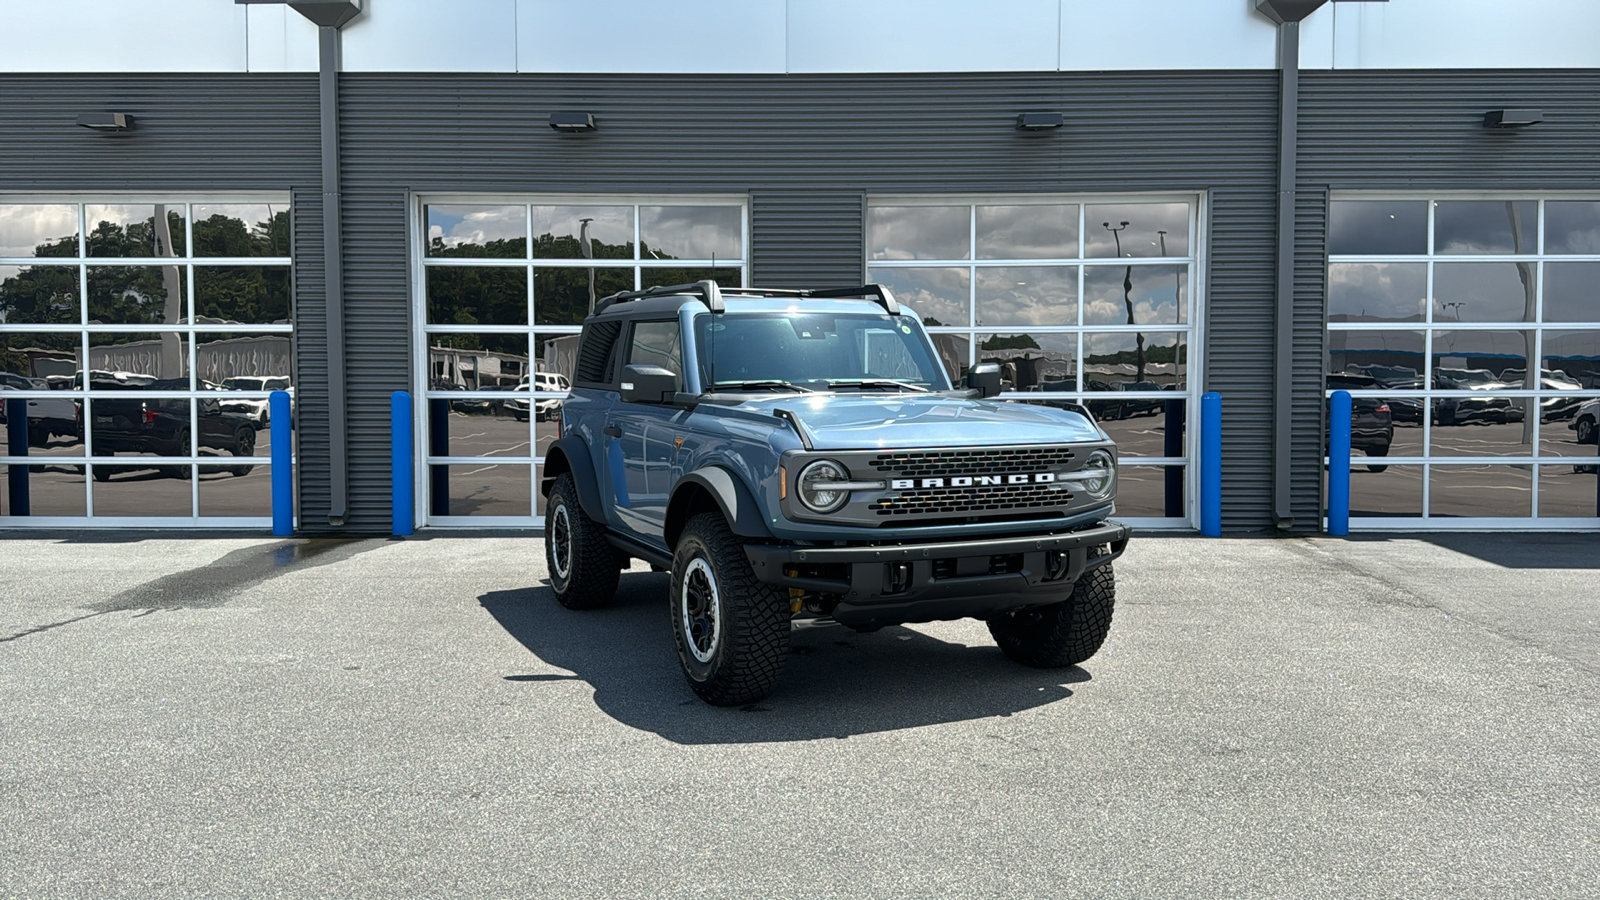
[666,467,774,549]
[539,436,607,523]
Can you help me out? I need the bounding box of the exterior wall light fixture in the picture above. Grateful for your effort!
[549,112,597,133]
[77,113,134,131]
[1016,112,1064,131]
[1482,109,1543,128]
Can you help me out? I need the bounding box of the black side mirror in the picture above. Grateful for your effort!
[620,364,679,404]
[967,361,1002,399]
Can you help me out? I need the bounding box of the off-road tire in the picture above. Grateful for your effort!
[545,472,621,609]
[988,552,1116,668]
[670,512,789,706]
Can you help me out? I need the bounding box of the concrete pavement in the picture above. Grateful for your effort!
[1,532,1596,897]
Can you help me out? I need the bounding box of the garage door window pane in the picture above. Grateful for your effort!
[0,465,86,516]
[1432,262,1536,323]
[424,205,526,258]
[1541,263,1600,323]
[1429,465,1531,517]
[1544,202,1600,255]
[427,334,529,390]
[1344,466,1423,517]
[88,265,187,326]
[868,206,968,261]
[975,266,1076,327]
[193,205,290,258]
[976,205,1077,259]
[0,205,79,259]
[198,464,271,516]
[1538,466,1599,518]
[91,467,194,515]
[194,266,290,325]
[639,206,741,262]
[1084,204,1188,259]
[426,266,527,326]
[86,205,187,258]
[1084,332,1185,389]
[0,264,79,325]
[1329,201,1427,256]
[976,332,1076,392]
[532,206,633,260]
[1084,265,1186,325]
[429,464,531,517]
[1327,263,1425,323]
[1430,331,1529,388]
[1542,331,1600,388]
[1433,200,1537,255]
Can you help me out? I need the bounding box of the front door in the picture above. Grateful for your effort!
[606,320,686,542]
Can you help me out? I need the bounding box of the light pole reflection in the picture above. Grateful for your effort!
[1104,220,1146,381]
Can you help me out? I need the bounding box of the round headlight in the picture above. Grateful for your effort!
[797,459,851,513]
[1080,450,1115,499]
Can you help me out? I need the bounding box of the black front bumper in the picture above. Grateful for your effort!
[745,520,1130,630]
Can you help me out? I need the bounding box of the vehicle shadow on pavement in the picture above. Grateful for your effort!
[479,573,1090,745]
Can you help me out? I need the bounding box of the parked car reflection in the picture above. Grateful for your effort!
[1345,364,1425,424]
[87,376,258,479]
[218,375,291,428]
[1432,368,1523,426]
[0,372,81,448]
[1327,373,1394,471]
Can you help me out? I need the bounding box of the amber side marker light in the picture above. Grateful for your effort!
[779,467,787,500]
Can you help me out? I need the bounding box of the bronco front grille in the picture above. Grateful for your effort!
[866,446,1076,479]
[868,481,1072,517]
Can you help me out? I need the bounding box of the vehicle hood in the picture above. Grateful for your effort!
[725,393,1105,450]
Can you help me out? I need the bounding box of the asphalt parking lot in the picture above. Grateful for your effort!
[2,532,1598,898]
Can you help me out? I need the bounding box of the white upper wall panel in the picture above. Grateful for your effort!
[341,0,517,72]
[245,5,320,73]
[786,0,1060,73]
[1329,0,1600,69]
[519,0,786,73]
[0,0,246,72]
[1298,2,1335,70]
[1061,0,1279,70]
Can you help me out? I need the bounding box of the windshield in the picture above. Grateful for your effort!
[695,313,950,391]
[223,377,265,391]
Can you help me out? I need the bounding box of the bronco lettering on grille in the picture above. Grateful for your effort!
[890,473,1057,490]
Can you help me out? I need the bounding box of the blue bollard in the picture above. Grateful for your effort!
[269,391,293,535]
[391,391,414,536]
[1200,392,1222,536]
[1329,390,1352,536]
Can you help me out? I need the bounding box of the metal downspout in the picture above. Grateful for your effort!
[319,25,349,527]
[1272,19,1300,530]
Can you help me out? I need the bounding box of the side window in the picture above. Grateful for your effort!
[626,321,684,389]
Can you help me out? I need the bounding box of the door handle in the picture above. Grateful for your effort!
[603,424,622,438]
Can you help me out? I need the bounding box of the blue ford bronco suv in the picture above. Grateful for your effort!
[541,281,1130,705]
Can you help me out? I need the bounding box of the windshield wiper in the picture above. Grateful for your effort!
[826,379,931,393]
[716,380,815,393]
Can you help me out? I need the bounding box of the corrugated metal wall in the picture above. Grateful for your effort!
[750,192,865,289]
[0,76,318,191]
[338,71,1283,531]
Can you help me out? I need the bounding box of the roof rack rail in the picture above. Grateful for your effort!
[803,284,900,315]
[593,279,725,316]
[590,281,901,317]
